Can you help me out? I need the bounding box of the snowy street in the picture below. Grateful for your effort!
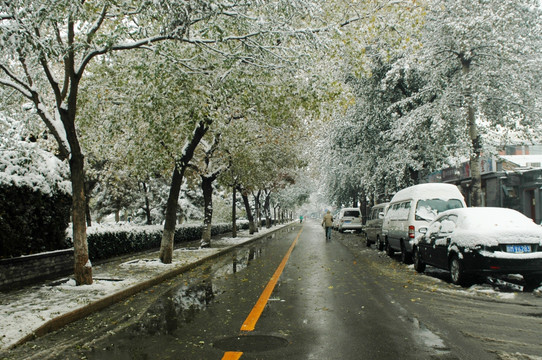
[3,221,542,359]
[2,1,542,359]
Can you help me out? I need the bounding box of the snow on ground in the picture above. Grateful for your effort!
[0,226,279,350]
[405,263,542,301]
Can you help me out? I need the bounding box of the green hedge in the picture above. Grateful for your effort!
[0,185,71,258]
[87,221,250,261]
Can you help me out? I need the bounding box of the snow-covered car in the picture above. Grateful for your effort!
[412,207,542,289]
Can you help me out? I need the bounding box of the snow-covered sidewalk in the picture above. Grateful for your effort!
[0,225,287,350]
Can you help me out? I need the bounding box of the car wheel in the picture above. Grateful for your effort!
[385,240,394,257]
[413,247,426,273]
[449,255,466,285]
[400,241,412,264]
[376,236,383,251]
[523,274,542,292]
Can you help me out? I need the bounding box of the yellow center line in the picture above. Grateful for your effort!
[221,226,303,359]
[240,226,303,332]
[222,351,243,360]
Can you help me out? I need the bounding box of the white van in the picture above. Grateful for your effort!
[337,207,363,233]
[381,183,466,263]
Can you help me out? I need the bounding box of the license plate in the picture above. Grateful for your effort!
[344,220,351,223]
[506,245,531,253]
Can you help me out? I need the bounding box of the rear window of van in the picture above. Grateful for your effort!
[343,210,360,217]
[415,199,464,221]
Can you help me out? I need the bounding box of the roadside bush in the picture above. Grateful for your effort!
[86,221,250,261]
[0,185,72,258]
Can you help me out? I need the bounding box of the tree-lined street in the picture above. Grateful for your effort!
[4,221,541,359]
[2,1,542,358]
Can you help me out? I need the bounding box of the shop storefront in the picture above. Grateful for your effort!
[427,159,542,224]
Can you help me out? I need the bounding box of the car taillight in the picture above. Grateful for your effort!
[408,225,415,238]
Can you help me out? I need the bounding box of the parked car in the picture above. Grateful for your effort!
[337,207,363,233]
[382,183,466,263]
[365,202,389,249]
[332,212,340,230]
[412,207,542,289]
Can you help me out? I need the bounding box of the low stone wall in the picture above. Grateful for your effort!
[0,249,74,291]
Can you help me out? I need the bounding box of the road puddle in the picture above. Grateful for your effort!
[411,317,450,355]
[390,296,451,356]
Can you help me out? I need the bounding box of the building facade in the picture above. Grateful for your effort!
[427,154,542,224]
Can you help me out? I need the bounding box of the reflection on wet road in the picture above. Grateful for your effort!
[122,239,270,339]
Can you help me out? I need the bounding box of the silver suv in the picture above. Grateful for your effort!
[365,202,389,249]
[337,207,363,233]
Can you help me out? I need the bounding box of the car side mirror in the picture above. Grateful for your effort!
[378,212,385,219]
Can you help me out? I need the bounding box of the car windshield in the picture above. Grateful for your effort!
[415,199,463,222]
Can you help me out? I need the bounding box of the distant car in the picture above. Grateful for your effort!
[365,203,389,249]
[412,207,542,289]
[337,207,363,233]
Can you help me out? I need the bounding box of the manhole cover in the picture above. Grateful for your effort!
[214,335,288,353]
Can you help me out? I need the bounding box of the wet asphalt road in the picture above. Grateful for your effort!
[4,219,542,359]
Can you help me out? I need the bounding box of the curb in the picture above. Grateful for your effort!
[10,223,295,349]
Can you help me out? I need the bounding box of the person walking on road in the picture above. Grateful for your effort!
[322,210,333,241]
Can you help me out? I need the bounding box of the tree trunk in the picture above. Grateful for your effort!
[160,165,183,263]
[160,120,210,263]
[84,176,98,227]
[254,190,261,231]
[85,194,92,227]
[462,57,483,207]
[361,191,367,225]
[468,110,483,207]
[142,182,152,225]
[263,191,271,228]
[240,189,256,234]
[232,185,237,238]
[61,92,92,285]
[201,175,214,247]
[69,144,93,285]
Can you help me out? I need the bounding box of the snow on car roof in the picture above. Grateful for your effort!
[443,207,538,230]
[391,183,464,203]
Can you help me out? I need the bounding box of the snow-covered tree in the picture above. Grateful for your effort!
[0,116,70,196]
[0,0,251,284]
[309,0,428,206]
[412,0,542,205]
